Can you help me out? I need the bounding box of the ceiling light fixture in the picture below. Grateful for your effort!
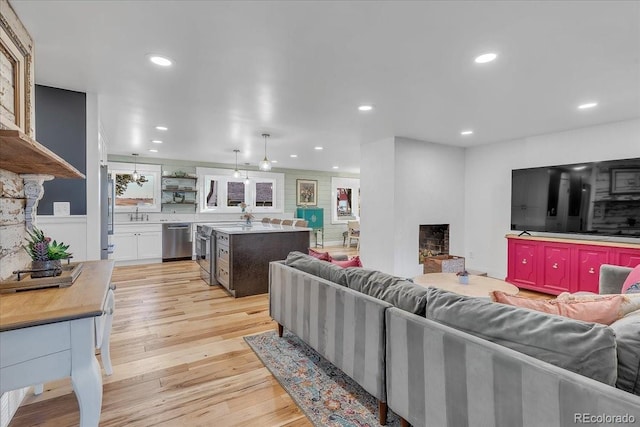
[259,133,272,171]
[332,166,339,169]
[152,140,163,144]
[358,105,373,111]
[131,153,140,181]
[148,149,158,153]
[460,130,474,135]
[233,149,241,178]
[290,154,298,158]
[315,146,323,150]
[578,102,598,110]
[155,126,168,131]
[474,53,497,64]
[149,55,172,67]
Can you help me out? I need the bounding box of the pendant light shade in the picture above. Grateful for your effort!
[131,153,140,181]
[259,133,272,171]
[233,149,241,178]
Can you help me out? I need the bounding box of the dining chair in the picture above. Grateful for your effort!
[261,217,270,223]
[347,220,360,251]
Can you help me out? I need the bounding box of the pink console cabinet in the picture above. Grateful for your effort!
[506,235,640,295]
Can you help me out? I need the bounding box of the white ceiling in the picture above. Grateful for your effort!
[11,0,640,174]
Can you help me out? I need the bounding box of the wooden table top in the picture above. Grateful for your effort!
[0,260,114,332]
[413,272,519,298]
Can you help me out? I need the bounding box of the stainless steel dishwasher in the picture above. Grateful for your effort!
[162,223,192,261]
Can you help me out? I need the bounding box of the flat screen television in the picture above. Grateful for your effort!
[511,157,640,237]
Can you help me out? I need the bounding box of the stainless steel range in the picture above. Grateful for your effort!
[195,224,217,285]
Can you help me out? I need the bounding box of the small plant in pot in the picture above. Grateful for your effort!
[24,227,72,278]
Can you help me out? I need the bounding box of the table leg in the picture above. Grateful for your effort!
[70,318,103,427]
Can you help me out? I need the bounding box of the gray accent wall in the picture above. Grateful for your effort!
[35,85,87,215]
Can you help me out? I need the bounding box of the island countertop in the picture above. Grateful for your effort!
[207,223,311,234]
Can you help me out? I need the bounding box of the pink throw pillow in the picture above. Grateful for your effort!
[308,248,331,262]
[331,256,363,268]
[621,264,640,293]
[491,291,624,325]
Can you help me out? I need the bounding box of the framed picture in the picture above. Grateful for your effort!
[1,7,34,136]
[611,168,640,195]
[296,179,317,206]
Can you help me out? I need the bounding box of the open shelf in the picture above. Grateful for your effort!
[0,130,84,178]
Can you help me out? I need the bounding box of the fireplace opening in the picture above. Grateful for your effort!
[419,224,449,262]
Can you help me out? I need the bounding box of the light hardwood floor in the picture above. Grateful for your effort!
[9,247,547,426]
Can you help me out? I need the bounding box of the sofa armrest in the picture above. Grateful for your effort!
[599,264,632,294]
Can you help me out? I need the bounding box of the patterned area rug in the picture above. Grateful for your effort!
[244,330,401,427]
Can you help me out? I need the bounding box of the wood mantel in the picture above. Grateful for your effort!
[0,129,84,178]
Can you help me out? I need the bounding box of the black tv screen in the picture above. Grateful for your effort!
[511,157,640,237]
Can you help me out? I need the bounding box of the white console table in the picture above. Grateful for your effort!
[0,260,115,427]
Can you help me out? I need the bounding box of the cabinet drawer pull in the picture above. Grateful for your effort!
[552,263,558,269]
[588,267,595,274]
[521,259,527,264]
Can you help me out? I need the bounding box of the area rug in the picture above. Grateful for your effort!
[244,330,401,427]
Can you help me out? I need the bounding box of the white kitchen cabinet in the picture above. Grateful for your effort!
[110,224,162,263]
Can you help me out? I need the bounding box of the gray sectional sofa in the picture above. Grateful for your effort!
[269,252,640,426]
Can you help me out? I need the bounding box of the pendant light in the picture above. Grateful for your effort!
[244,163,251,185]
[131,153,140,182]
[233,149,241,178]
[259,133,272,171]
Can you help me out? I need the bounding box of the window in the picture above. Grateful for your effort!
[197,167,284,214]
[109,162,162,212]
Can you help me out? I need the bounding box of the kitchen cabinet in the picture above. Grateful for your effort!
[110,224,162,263]
[506,235,640,295]
[212,225,310,297]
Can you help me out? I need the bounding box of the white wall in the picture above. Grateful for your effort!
[464,118,640,278]
[361,137,465,277]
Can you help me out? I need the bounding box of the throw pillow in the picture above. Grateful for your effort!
[491,291,624,325]
[308,248,331,261]
[557,291,640,318]
[621,264,640,293]
[331,256,363,268]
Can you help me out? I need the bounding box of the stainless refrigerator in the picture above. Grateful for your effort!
[100,165,114,259]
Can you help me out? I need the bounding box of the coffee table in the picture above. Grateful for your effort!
[413,272,519,298]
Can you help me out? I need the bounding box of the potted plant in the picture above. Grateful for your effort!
[24,227,72,278]
[456,270,469,284]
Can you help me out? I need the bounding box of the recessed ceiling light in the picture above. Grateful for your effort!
[315,146,323,150]
[149,149,158,153]
[578,102,598,110]
[155,126,168,131]
[332,166,339,169]
[151,140,163,144]
[290,154,298,158]
[358,105,373,111]
[148,55,172,67]
[460,130,473,135]
[271,160,278,163]
[474,53,497,64]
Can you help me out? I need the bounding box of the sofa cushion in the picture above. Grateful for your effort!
[609,311,640,394]
[621,264,640,293]
[308,248,331,261]
[491,291,625,325]
[425,288,618,385]
[343,269,429,315]
[284,251,348,286]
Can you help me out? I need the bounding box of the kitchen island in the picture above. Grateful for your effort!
[208,223,310,297]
